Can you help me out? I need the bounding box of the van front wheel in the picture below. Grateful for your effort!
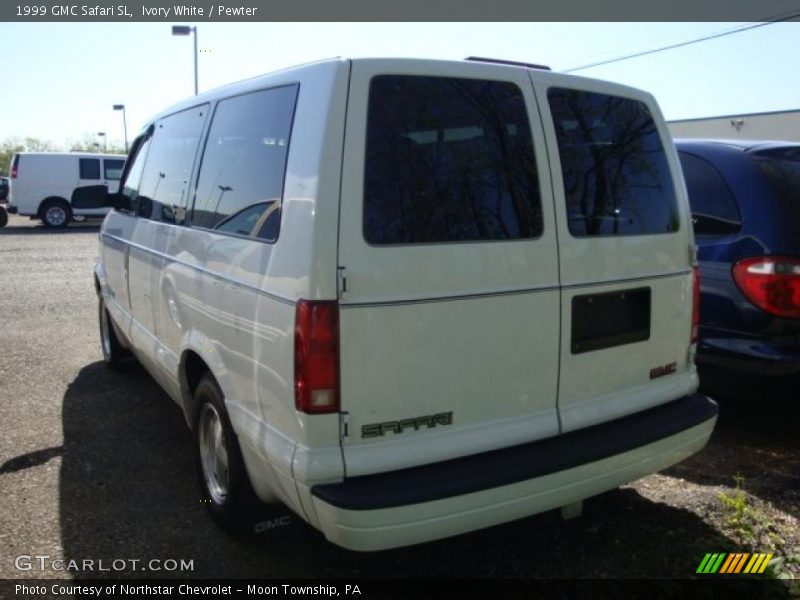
[99,298,128,369]
[40,199,72,229]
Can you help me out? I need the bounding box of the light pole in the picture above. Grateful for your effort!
[113,104,128,153]
[97,132,107,153]
[172,25,198,95]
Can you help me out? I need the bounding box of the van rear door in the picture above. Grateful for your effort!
[531,74,697,432]
[336,59,561,477]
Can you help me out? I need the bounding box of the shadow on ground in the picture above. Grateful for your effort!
[0,220,100,235]
[666,369,800,519]
[59,361,772,580]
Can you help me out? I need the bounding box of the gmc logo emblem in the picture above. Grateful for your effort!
[649,362,677,379]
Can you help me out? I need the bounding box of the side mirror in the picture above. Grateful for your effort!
[108,192,133,212]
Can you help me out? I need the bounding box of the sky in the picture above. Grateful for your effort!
[0,21,798,150]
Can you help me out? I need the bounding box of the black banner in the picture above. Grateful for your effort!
[2,0,800,22]
[1,578,795,600]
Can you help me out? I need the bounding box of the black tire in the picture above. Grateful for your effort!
[98,298,129,369]
[0,206,7,228]
[194,373,292,536]
[40,199,72,229]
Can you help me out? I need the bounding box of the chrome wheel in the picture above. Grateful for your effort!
[45,205,67,227]
[198,403,229,505]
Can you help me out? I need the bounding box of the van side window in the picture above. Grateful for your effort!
[548,88,678,237]
[678,152,741,236]
[191,85,298,241]
[119,138,151,212]
[103,159,125,181]
[137,105,208,223]
[363,75,543,245]
[79,158,101,180]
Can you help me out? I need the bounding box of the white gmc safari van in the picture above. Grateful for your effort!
[82,57,717,551]
[7,152,126,228]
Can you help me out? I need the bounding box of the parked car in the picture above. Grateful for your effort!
[0,176,8,228]
[675,139,800,382]
[6,152,126,228]
[78,57,717,551]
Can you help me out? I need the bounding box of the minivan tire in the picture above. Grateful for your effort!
[0,206,7,228]
[40,199,72,229]
[194,373,285,536]
[99,298,129,369]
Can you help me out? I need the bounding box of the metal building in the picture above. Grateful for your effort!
[668,108,800,142]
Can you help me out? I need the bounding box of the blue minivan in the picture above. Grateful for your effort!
[675,139,800,381]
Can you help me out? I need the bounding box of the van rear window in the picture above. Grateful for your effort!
[363,75,542,245]
[752,147,800,230]
[548,88,678,237]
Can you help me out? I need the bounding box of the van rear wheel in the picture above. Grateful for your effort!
[0,207,7,228]
[194,373,292,536]
[195,374,258,534]
[41,199,72,229]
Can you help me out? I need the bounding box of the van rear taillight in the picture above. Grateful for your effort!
[11,155,19,179]
[732,256,800,319]
[691,267,700,343]
[294,300,339,414]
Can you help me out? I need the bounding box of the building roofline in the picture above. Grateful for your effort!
[668,108,800,124]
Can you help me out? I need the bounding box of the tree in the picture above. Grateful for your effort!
[67,134,126,155]
[0,138,58,175]
[0,135,127,174]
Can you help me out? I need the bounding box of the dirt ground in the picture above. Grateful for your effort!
[0,214,797,590]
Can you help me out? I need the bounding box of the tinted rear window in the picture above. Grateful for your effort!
[678,152,741,236]
[363,75,543,245]
[752,147,800,218]
[192,85,297,241]
[548,88,678,237]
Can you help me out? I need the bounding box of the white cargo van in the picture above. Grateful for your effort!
[82,57,717,551]
[7,152,126,228]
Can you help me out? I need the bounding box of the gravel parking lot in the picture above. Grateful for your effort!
[0,214,798,584]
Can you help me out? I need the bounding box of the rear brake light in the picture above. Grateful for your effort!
[732,256,800,319]
[691,266,700,343]
[11,155,19,179]
[294,300,339,414]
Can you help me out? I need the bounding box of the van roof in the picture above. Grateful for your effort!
[143,57,652,134]
[14,151,127,159]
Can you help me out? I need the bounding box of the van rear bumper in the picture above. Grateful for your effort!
[6,205,17,214]
[310,394,717,551]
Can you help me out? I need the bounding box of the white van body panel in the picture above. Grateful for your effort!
[337,59,561,476]
[98,60,351,520]
[8,152,126,218]
[530,73,699,432]
[91,57,716,551]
